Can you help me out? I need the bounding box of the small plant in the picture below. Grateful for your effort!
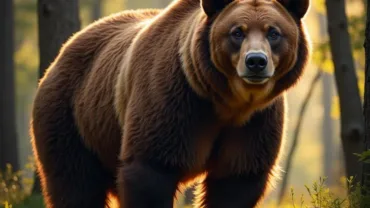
[0,164,27,205]
[353,150,370,208]
[3,202,12,208]
[285,150,370,208]
[288,177,367,208]
[287,174,370,208]
[354,150,370,164]
[0,157,36,207]
[346,176,362,208]
[306,177,346,208]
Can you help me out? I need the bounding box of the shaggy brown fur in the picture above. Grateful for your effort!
[31,0,311,207]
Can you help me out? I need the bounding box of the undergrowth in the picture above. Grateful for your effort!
[2,153,370,207]
[288,176,369,208]
[285,150,370,208]
[0,157,44,208]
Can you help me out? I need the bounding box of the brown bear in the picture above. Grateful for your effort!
[31,0,311,207]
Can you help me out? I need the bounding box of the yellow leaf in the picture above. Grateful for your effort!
[321,59,334,74]
[331,96,340,120]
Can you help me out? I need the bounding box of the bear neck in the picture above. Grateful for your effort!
[178,9,236,103]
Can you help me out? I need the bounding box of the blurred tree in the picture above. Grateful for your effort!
[32,0,81,193]
[317,12,335,187]
[14,0,39,180]
[325,0,364,183]
[37,0,81,78]
[126,0,172,9]
[0,0,19,171]
[92,0,102,21]
[363,0,370,199]
[277,70,322,205]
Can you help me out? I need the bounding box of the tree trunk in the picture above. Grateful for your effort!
[0,0,19,171]
[325,0,364,183]
[37,0,81,78]
[363,0,370,199]
[126,0,172,9]
[33,0,81,193]
[322,72,335,184]
[92,0,102,21]
[277,70,322,205]
[317,12,335,187]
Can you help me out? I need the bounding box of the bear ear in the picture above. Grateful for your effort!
[201,0,234,17]
[276,0,310,19]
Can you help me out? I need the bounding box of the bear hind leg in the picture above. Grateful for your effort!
[32,107,112,208]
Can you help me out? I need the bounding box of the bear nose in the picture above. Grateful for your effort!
[245,53,268,73]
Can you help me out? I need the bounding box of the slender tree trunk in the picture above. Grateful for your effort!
[277,70,322,205]
[33,0,81,193]
[325,0,364,183]
[322,72,335,182]
[92,0,102,21]
[317,12,335,187]
[0,0,19,171]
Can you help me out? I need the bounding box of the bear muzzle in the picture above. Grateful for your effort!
[239,52,274,85]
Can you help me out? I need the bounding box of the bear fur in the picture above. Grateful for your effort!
[31,0,311,207]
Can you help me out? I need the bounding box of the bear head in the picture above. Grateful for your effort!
[186,0,311,122]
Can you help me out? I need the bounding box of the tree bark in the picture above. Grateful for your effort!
[37,0,81,78]
[0,0,19,171]
[325,0,364,183]
[33,0,81,193]
[363,0,370,198]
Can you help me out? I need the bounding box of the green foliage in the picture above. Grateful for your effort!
[3,202,11,208]
[304,177,345,208]
[289,176,370,208]
[1,195,44,208]
[354,150,370,164]
[0,157,41,208]
[286,149,370,208]
[0,164,28,205]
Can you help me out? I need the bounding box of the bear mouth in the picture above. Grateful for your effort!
[243,76,271,85]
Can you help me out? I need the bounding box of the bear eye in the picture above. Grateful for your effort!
[267,28,281,42]
[230,28,244,40]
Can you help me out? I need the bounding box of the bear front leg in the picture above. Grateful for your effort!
[116,97,212,207]
[195,97,285,208]
[195,172,269,208]
[117,161,180,208]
